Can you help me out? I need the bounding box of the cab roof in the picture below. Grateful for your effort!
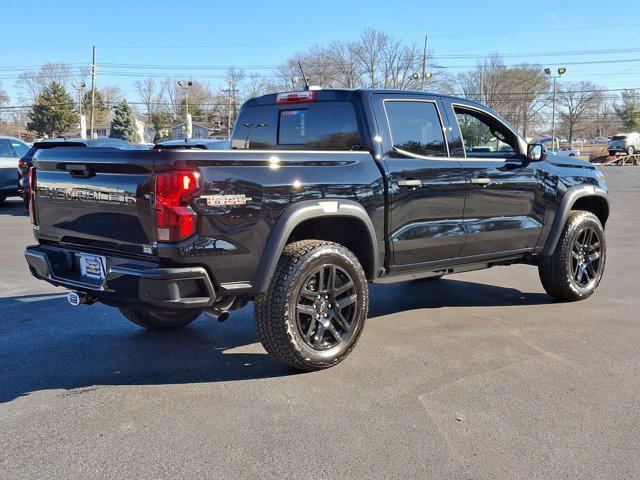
[244,88,483,109]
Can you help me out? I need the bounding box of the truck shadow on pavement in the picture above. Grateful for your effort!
[368,278,552,318]
[0,280,553,403]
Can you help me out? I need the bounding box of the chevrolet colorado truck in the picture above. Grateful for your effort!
[24,89,609,371]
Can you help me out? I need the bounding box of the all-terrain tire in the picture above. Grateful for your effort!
[119,307,201,331]
[254,240,368,371]
[539,211,606,301]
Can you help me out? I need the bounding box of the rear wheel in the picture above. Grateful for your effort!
[608,150,617,156]
[539,211,605,301]
[254,240,368,371]
[119,307,201,331]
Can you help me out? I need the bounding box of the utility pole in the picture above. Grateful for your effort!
[420,34,428,91]
[177,80,193,138]
[222,87,238,141]
[72,81,86,137]
[90,46,97,139]
[544,67,567,153]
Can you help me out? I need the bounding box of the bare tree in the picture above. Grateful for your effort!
[135,77,165,124]
[328,41,360,88]
[507,64,550,138]
[15,62,74,102]
[354,28,389,88]
[0,83,9,123]
[590,89,617,137]
[557,81,600,143]
[101,85,124,106]
[457,55,513,115]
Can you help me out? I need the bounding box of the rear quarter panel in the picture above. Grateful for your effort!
[154,149,386,289]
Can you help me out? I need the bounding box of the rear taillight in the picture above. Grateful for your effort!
[155,171,200,242]
[18,160,27,169]
[28,167,35,224]
[276,91,316,104]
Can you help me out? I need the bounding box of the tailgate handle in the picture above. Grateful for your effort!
[66,164,94,178]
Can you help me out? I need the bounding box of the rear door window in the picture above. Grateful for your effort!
[383,100,448,158]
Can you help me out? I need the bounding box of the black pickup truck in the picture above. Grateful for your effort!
[25,89,609,371]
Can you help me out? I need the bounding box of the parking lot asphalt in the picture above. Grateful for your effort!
[1,168,639,479]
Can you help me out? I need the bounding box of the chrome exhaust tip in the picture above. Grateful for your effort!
[67,291,82,306]
[67,291,97,306]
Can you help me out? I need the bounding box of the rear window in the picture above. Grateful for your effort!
[232,102,361,150]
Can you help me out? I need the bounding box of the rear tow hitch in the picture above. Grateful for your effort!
[67,291,98,306]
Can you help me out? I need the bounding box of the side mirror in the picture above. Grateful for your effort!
[528,143,546,161]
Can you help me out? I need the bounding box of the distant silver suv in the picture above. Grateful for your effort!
[608,132,640,155]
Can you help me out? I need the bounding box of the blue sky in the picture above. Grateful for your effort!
[1,0,640,104]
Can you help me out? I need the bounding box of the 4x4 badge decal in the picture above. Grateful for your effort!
[201,194,252,206]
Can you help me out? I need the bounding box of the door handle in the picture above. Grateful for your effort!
[470,177,491,185]
[397,179,423,188]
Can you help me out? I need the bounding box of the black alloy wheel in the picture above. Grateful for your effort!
[295,264,358,351]
[570,226,603,289]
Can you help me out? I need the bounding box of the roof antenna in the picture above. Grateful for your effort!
[297,60,309,90]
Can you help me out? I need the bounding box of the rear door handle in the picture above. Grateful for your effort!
[470,177,491,185]
[397,179,423,188]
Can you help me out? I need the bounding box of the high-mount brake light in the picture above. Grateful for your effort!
[276,91,316,104]
[155,170,200,242]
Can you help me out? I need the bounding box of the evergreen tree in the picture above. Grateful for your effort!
[614,89,640,131]
[81,90,109,123]
[109,100,140,142]
[151,111,173,142]
[26,81,78,137]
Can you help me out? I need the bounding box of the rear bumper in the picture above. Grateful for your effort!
[25,244,217,309]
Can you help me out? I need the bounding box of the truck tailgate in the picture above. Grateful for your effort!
[33,148,157,257]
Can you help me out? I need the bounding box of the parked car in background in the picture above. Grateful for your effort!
[556,147,581,157]
[0,136,30,205]
[593,136,609,144]
[155,138,231,150]
[608,132,640,155]
[18,137,134,206]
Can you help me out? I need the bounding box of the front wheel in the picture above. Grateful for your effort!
[254,240,368,371]
[538,211,606,301]
[119,307,201,331]
[628,146,635,155]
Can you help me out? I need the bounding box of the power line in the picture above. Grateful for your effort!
[2,23,640,52]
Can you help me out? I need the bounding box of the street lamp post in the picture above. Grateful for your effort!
[412,72,432,91]
[544,67,567,154]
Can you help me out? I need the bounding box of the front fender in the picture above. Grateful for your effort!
[542,185,609,256]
